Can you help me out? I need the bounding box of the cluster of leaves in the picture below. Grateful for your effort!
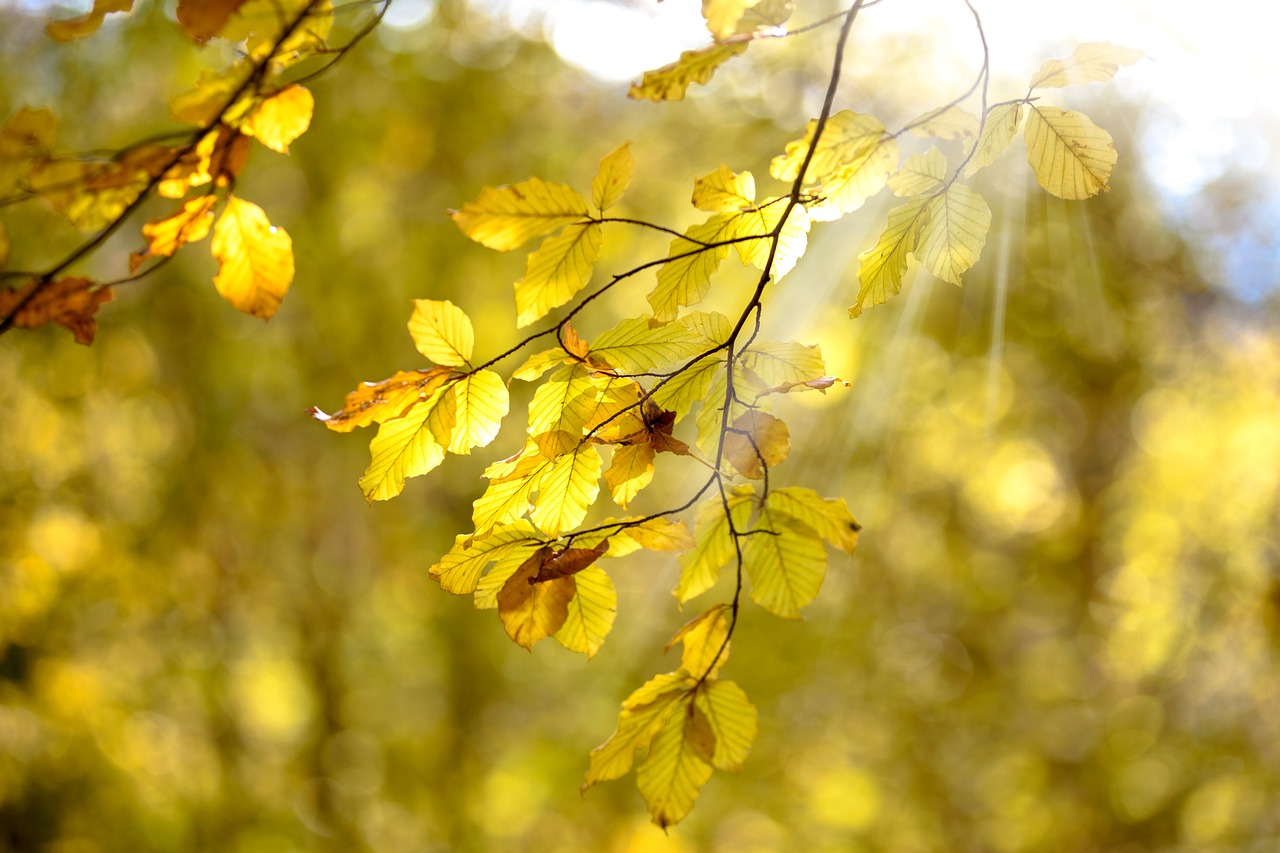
[0,0,388,341]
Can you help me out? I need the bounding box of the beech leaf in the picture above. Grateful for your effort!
[210,196,293,319]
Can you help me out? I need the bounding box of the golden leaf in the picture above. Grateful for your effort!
[888,146,947,197]
[591,142,633,212]
[915,184,992,285]
[676,488,755,603]
[770,110,887,187]
[605,443,656,508]
[1024,106,1117,200]
[695,680,757,772]
[515,222,603,328]
[309,366,453,433]
[743,515,827,619]
[1029,41,1144,90]
[724,410,790,479]
[242,84,314,154]
[496,553,576,650]
[691,164,755,213]
[907,104,980,140]
[584,673,692,787]
[176,0,249,43]
[45,0,133,41]
[850,194,930,317]
[428,520,543,595]
[963,103,1023,177]
[628,43,748,102]
[665,604,730,679]
[636,695,714,828]
[765,487,860,554]
[408,298,474,367]
[210,196,293,319]
[130,196,218,272]
[647,214,736,322]
[448,177,588,251]
[554,565,616,658]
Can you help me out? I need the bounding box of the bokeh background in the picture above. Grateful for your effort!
[3,0,1280,850]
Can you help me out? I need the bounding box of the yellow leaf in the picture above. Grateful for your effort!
[0,222,7,268]
[636,695,715,828]
[628,43,748,102]
[45,0,132,41]
[676,488,755,603]
[449,177,588,251]
[724,410,790,479]
[590,315,704,375]
[741,340,825,388]
[696,370,764,458]
[242,84,314,154]
[666,604,730,679]
[130,196,218,272]
[528,364,639,438]
[650,357,723,422]
[850,194,929,318]
[702,0,757,39]
[766,487,860,554]
[770,110,887,187]
[0,107,57,196]
[176,0,249,43]
[915,184,991,285]
[647,214,736,322]
[730,198,810,279]
[1029,41,1144,90]
[28,158,151,232]
[585,673,692,787]
[678,311,733,347]
[591,142,633,212]
[428,369,509,455]
[619,518,695,554]
[529,444,602,537]
[555,566,616,658]
[221,0,332,66]
[408,298,474,367]
[310,367,453,433]
[472,447,553,537]
[907,105,980,140]
[691,165,755,213]
[804,136,897,223]
[1024,106,1117,200]
[964,103,1023,177]
[515,222,603,328]
[510,347,570,382]
[428,520,543,594]
[358,385,450,502]
[170,66,253,127]
[743,516,827,619]
[210,196,293,319]
[695,680,757,772]
[888,146,947,197]
[496,554,576,650]
[605,444,656,509]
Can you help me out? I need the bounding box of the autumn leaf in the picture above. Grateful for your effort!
[170,66,253,128]
[964,103,1024,177]
[888,146,947,197]
[555,565,617,658]
[676,487,755,603]
[650,357,722,422]
[666,604,730,679]
[1029,42,1144,90]
[408,298,474,367]
[532,541,609,583]
[628,43,748,102]
[529,443,602,537]
[618,517,695,554]
[210,196,294,319]
[850,194,930,317]
[804,137,897,223]
[496,552,576,650]
[45,0,132,41]
[908,104,980,140]
[915,184,992,285]
[449,177,588,251]
[691,164,755,213]
[584,673,693,787]
[429,370,509,455]
[771,110,887,186]
[605,443,656,509]
[702,0,758,39]
[695,680,757,772]
[1024,106,1117,200]
[724,410,790,479]
[0,223,10,268]
[591,142,633,212]
[647,214,736,322]
[429,520,543,595]
[740,340,826,389]
[0,277,114,345]
[515,222,603,328]
[589,315,704,375]
[130,195,218,272]
[28,158,152,232]
[743,515,827,619]
[309,366,454,433]
[158,127,251,198]
[636,696,715,828]
[176,0,249,42]
[765,487,860,554]
[242,84,314,154]
[0,107,57,195]
[731,197,810,279]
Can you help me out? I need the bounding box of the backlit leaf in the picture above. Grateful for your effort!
[888,146,947,197]
[511,347,570,382]
[408,298,474,367]
[28,157,152,231]
[130,195,218,272]
[695,680,756,772]
[428,520,542,594]
[210,196,293,319]
[636,696,714,828]
[473,446,554,536]
[497,554,576,650]
[515,222,603,328]
[666,604,730,679]
[242,84,313,154]
[765,487,860,554]
[676,488,755,603]
[170,66,252,127]
[449,177,589,251]
[908,104,979,140]
[743,516,827,619]
[850,194,929,317]
[176,0,249,43]
[731,198,810,279]
[650,356,723,421]
[529,443,602,537]
[309,367,453,433]
[555,566,616,658]
[590,315,704,375]
[648,214,736,322]
[628,43,748,102]
[585,673,692,787]
[45,0,132,41]
[1024,106,1116,199]
[0,277,113,345]
[691,165,755,213]
[804,136,897,222]
[964,102,1024,176]
[770,110,887,187]
[915,184,992,285]
[619,518,695,554]
[591,142,633,212]
[702,0,757,39]
[1029,41,1144,90]
[605,443,655,508]
[429,369,509,455]
[724,410,790,479]
[740,340,825,389]
[358,384,450,502]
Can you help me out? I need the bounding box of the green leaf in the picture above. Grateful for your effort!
[1029,42,1144,90]
[449,177,589,251]
[1024,106,1116,200]
[555,565,617,658]
[915,184,992,285]
[515,222,603,328]
[629,43,748,102]
[850,194,930,318]
[408,299,474,367]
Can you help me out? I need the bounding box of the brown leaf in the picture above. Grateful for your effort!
[561,319,590,360]
[497,551,576,649]
[308,366,454,433]
[0,277,114,345]
[532,540,609,583]
[724,410,790,479]
[176,0,248,43]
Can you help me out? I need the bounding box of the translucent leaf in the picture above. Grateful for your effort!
[619,518,695,554]
[637,696,714,828]
[170,66,252,127]
[176,0,249,43]
[691,165,755,213]
[28,158,152,232]
[210,196,293,319]
[408,299,474,367]
[647,214,736,322]
[765,487,860,554]
[591,142,633,212]
[628,43,748,102]
[1024,106,1116,200]
[915,184,992,285]
[696,371,764,457]
[888,146,947,197]
[0,277,113,345]
[242,84,313,154]
[731,199,810,280]
[496,555,576,650]
[695,680,757,772]
[221,0,332,65]
[1029,41,1144,90]
[0,107,57,196]
[428,521,542,594]
[358,385,450,502]
[472,451,553,537]
[964,103,1023,177]
[804,136,897,223]
[605,443,655,508]
[515,222,603,328]
[666,604,730,679]
[650,357,722,422]
[770,111,887,187]
[743,517,827,619]
[678,311,733,347]
[702,0,757,38]
[724,410,790,479]
[158,127,250,197]
[908,104,979,140]
[428,369,509,455]
[850,194,929,318]
[590,316,704,375]
[511,347,570,382]
[529,444,602,537]
[0,223,7,268]
[449,177,589,251]
[585,674,692,787]
[555,566,616,658]
[741,340,825,388]
[130,196,218,272]
[310,367,452,433]
[45,0,132,41]
[528,365,638,439]
[676,488,755,603]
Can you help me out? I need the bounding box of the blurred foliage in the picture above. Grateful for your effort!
[2,0,1279,850]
